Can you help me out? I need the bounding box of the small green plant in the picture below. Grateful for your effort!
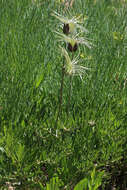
[74,168,104,190]
[39,168,104,190]
[39,176,63,190]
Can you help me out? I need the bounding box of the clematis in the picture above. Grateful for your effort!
[60,46,90,79]
[51,11,88,34]
[55,31,92,52]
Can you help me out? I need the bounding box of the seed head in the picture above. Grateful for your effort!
[55,31,92,50]
[68,42,78,52]
[63,23,69,35]
[60,46,90,79]
[51,11,88,34]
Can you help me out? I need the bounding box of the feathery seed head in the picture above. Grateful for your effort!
[55,31,92,51]
[51,11,88,34]
[60,46,90,79]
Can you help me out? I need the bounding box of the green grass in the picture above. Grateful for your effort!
[0,0,127,189]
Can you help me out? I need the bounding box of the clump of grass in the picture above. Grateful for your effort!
[0,1,127,189]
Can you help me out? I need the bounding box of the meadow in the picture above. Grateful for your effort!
[0,0,127,189]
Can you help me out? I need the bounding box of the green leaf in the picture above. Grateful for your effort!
[46,184,50,190]
[15,143,25,162]
[91,168,96,183]
[35,73,44,88]
[39,182,45,190]
[74,178,88,190]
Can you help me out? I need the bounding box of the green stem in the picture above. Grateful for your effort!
[67,52,74,115]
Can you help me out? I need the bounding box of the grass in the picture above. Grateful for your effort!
[0,0,127,189]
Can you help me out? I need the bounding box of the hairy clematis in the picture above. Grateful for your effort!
[60,46,90,79]
[56,31,92,52]
[51,11,88,34]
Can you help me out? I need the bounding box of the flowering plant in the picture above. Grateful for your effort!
[52,10,92,123]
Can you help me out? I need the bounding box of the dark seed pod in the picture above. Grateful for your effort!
[68,43,78,52]
[73,43,78,52]
[63,23,69,35]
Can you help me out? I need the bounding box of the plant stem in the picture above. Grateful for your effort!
[59,64,65,114]
[67,75,72,115]
[67,53,74,115]
[55,59,65,126]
